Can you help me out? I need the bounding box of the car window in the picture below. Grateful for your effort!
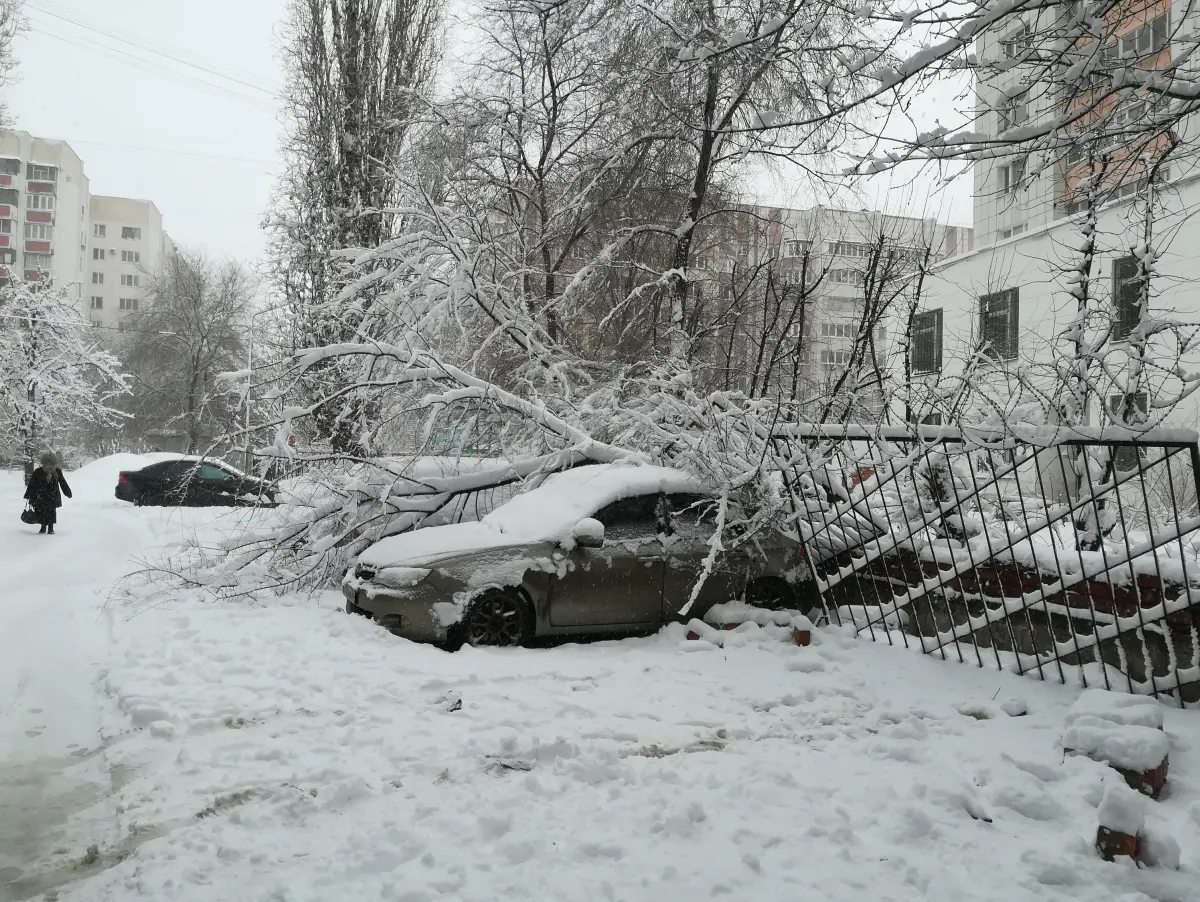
[593,493,661,540]
[665,493,717,540]
[198,465,232,481]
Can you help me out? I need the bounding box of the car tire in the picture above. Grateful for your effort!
[743,576,797,612]
[455,588,535,649]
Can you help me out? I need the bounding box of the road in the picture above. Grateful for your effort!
[0,471,134,900]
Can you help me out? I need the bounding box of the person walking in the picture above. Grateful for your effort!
[23,451,72,534]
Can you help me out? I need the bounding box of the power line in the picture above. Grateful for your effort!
[29,26,274,109]
[28,1,280,98]
[67,138,273,166]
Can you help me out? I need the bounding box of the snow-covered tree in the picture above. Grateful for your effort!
[120,251,254,454]
[0,1,24,128]
[266,0,444,453]
[0,279,126,461]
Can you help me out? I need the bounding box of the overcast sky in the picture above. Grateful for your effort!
[10,0,285,264]
[8,0,971,273]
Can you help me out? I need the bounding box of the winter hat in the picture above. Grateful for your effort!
[39,450,57,467]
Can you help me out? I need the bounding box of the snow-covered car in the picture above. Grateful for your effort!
[342,463,816,647]
[115,457,276,507]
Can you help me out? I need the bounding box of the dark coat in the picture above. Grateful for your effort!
[24,467,72,511]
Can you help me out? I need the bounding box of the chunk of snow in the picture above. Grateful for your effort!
[1065,689,1164,731]
[1138,825,1181,869]
[1097,781,1146,834]
[1063,721,1169,772]
[1001,697,1029,717]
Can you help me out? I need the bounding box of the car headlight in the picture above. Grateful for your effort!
[355,563,377,581]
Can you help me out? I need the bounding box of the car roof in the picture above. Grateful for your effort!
[356,463,708,569]
[481,463,707,537]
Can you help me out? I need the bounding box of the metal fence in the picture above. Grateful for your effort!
[775,425,1200,706]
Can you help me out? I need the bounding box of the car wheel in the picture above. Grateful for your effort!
[743,576,796,612]
[134,493,145,507]
[460,588,534,648]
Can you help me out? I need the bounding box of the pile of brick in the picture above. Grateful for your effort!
[1061,690,1177,866]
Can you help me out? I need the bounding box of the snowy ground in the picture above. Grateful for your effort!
[3,461,1200,902]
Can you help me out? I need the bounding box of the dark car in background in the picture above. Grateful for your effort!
[115,458,276,507]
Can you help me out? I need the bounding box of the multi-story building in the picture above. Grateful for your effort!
[0,130,173,328]
[86,195,173,330]
[702,204,972,410]
[921,2,1200,431]
[0,130,91,294]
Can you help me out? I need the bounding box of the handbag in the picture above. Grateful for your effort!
[20,505,37,525]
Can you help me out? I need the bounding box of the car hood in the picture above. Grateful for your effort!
[356,522,531,570]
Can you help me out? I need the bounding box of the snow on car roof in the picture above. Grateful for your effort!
[482,463,705,536]
[356,463,706,569]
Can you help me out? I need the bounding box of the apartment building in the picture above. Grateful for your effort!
[0,130,91,294]
[919,2,1200,428]
[702,204,972,410]
[86,195,173,330]
[0,130,174,328]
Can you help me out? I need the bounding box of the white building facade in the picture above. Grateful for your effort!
[86,195,174,330]
[0,130,91,296]
[0,130,173,328]
[920,1,1200,431]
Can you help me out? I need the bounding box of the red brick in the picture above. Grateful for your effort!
[1096,826,1139,861]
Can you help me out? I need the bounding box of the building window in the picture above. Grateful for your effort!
[1104,13,1170,61]
[121,226,142,240]
[829,268,865,285]
[912,308,943,374]
[26,193,55,210]
[998,224,1026,240]
[0,219,10,234]
[1112,256,1142,340]
[1107,392,1150,468]
[998,91,1029,132]
[92,247,105,260]
[94,224,107,238]
[24,253,52,270]
[0,248,14,264]
[118,321,128,332]
[821,322,858,339]
[1000,23,1030,59]
[121,250,141,263]
[820,349,852,366]
[784,239,812,258]
[26,164,56,181]
[827,241,875,258]
[90,296,103,310]
[979,288,1019,360]
[1000,159,1025,193]
[119,297,139,311]
[92,272,103,284]
[120,273,139,287]
[23,222,52,241]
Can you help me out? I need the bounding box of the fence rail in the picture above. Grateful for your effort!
[777,425,1200,706]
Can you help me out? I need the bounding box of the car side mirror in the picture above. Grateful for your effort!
[572,518,604,548]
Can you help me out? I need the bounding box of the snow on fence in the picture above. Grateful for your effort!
[775,425,1200,706]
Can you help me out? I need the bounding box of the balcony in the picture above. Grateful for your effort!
[0,235,9,248]
[23,269,46,281]
[0,174,12,188]
[24,239,51,253]
[26,181,56,195]
[25,209,53,224]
